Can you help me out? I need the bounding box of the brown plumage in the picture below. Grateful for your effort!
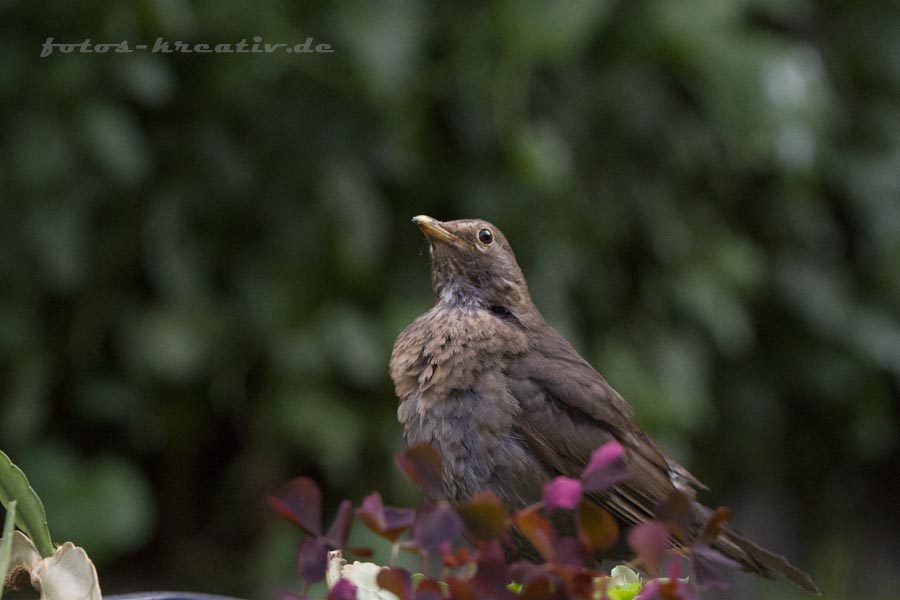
[390,216,820,594]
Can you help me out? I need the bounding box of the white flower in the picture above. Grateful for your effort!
[2,531,101,600]
[326,551,399,600]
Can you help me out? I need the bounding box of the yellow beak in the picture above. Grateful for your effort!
[412,215,462,244]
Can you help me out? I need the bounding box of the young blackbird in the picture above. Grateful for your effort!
[390,215,819,594]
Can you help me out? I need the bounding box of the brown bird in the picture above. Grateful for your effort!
[390,215,819,594]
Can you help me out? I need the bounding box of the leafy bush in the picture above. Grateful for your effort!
[271,443,741,600]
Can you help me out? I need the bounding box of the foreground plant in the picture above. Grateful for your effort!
[271,442,742,600]
[0,450,101,600]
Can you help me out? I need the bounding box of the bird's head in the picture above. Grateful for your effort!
[412,215,532,314]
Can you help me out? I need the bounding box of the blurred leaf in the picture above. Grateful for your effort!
[576,499,619,553]
[456,491,507,541]
[0,451,53,557]
[77,102,151,186]
[512,506,555,563]
[410,501,462,554]
[395,445,444,499]
[627,521,669,575]
[376,567,412,600]
[701,507,732,543]
[581,441,628,493]
[297,536,328,583]
[356,493,414,543]
[327,578,358,600]
[496,0,614,62]
[543,476,582,511]
[326,500,356,548]
[270,477,323,536]
[654,492,693,543]
[1,499,17,597]
[17,449,154,563]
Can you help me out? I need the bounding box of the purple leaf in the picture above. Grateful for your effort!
[581,441,628,493]
[357,492,416,542]
[690,555,731,591]
[627,520,669,575]
[691,544,742,569]
[654,491,692,543]
[327,579,358,600]
[395,444,445,499]
[269,477,323,536]
[552,536,586,568]
[473,540,511,597]
[325,499,355,548]
[543,476,583,510]
[413,500,463,553]
[508,560,543,586]
[297,536,328,583]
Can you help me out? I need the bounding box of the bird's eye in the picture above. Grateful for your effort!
[478,228,493,245]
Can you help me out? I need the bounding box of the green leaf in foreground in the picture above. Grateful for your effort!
[0,451,53,557]
[1,500,17,599]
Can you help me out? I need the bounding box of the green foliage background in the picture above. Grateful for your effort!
[1,1,899,598]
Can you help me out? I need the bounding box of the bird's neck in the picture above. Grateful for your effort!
[434,279,480,308]
[434,278,534,318]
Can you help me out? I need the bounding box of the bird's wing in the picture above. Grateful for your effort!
[506,324,704,528]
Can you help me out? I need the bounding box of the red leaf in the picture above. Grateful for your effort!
[414,578,444,600]
[376,568,412,600]
[519,575,554,600]
[326,499,355,548]
[344,546,374,558]
[567,571,596,600]
[270,477,323,536]
[440,543,472,568]
[445,576,474,600]
[654,491,692,543]
[701,506,732,542]
[543,477,583,510]
[456,491,508,540]
[513,506,556,562]
[576,500,619,553]
[627,520,669,575]
[395,444,445,499]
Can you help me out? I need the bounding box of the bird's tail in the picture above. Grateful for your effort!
[712,527,820,595]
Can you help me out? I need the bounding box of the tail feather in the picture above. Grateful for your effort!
[714,527,820,595]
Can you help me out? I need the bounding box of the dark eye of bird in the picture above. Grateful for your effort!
[478,228,493,245]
